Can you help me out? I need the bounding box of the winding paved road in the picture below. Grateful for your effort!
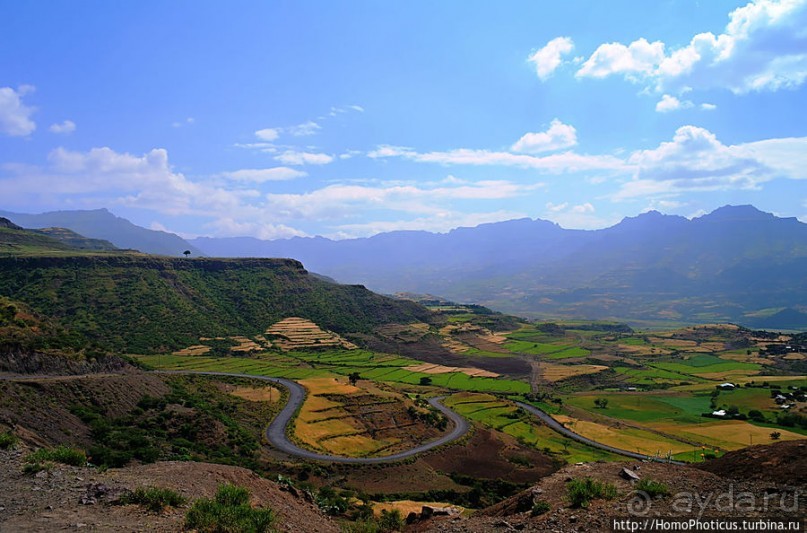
[516,402,685,465]
[158,371,470,464]
[1,370,683,465]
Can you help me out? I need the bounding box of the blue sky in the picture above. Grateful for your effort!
[1,0,806,239]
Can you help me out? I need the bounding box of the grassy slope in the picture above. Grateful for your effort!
[0,256,434,353]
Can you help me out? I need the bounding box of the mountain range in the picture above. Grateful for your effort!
[3,205,805,329]
[0,208,201,257]
[190,205,807,329]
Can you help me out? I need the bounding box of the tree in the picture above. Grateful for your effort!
[594,398,608,409]
[182,250,191,257]
[419,376,433,386]
[348,372,361,385]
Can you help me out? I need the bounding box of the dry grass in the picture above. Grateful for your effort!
[539,363,608,382]
[228,386,280,403]
[372,500,462,517]
[404,363,500,378]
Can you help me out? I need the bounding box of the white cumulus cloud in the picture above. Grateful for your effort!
[572,0,807,94]
[577,38,666,79]
[511,119,578,153]
[0,86,36,137]
[255,128,280,141]
[528,37,575,80]
[655,94,693,113]
[614,126,807,200]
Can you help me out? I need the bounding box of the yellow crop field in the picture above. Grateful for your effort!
[697,369,762,380]
[293,376,418,456]
[172,345,210,356]
[265,317,357,351]
[323,434,396,456]
[553,415,692,455]
[299,377,362,395]
[540,363,608,382]
[650,420,806,450]
[404,363,499,378]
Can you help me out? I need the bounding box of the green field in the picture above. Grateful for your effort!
[138,349,530,395]
[444,393,620,463]
[565,392,712,425]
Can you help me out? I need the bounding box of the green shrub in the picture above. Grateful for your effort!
[377,509,404,532]
[120,486,186,513]
[0,431,19,449]
[185,484,275,533]
[214,483,251,507]
[635,479,669,498]
[26,445,87,466]
[23,461,54,475]
[567,478,617,508]
[531,500,551,516]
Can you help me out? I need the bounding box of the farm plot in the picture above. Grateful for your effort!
[141,347,532,395]
[649,355,761,380]
[444,393,619,463]
[565,392,712,425]
[539,363,608,382]
[651,420,806,450]
[293,377,444,457]
[552,415,693,457]
[265,317,358,351]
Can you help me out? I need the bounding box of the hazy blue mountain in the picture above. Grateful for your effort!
[0,209,202,257]
[191,205,807,329]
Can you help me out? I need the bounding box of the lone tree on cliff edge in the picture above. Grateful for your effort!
[183,250,191,257]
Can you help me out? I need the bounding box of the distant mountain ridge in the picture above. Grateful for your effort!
[191,205,807,329]
[0,209,201,257]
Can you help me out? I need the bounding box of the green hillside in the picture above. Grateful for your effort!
[0,256,435,353]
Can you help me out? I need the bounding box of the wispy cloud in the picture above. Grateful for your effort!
[369,144,625,173]
[255,128,280,141]
[223,167,307,182]
[274,151,334,166]
[49,120,76,134]
[287,120,321,137]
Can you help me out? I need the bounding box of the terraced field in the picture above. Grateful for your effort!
[266,317,357,351]
[294,377,433,457]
